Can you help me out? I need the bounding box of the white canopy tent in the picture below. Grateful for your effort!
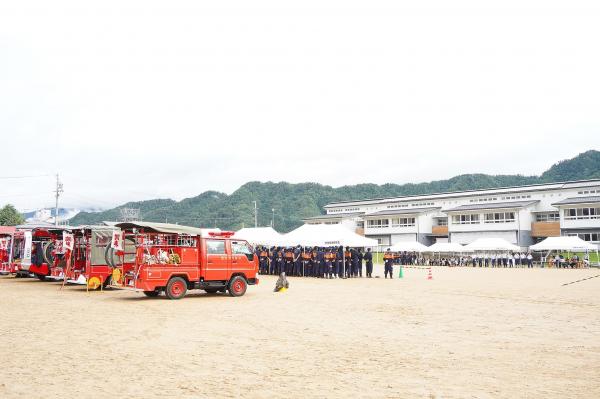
[233,227,283,247]
[464,238,521,252]
[389,241,429,252]
[280,224,377,247]
[529,236,597,252]
[529,236,598,267]
[425,242,472,253]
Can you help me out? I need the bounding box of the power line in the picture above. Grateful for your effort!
[0,174,52,180]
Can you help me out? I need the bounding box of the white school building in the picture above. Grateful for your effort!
[303,179,600,249]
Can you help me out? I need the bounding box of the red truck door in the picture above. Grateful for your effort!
[229,240,257,278]
[204,238,230,281]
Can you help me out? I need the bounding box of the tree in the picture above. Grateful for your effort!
[0,204,25,226]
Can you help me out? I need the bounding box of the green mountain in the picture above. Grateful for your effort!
[69,150,600,232]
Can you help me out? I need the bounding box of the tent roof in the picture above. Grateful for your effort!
[389,241,429,252]
[425,242,472,253]
[464,238,521,251]
[529,236,597,251]
[281,224,377,247]
[233,227,283,246]
[114,221,218,236]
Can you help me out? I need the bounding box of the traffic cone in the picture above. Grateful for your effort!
[399,266,404,278]
[427,267,432,280]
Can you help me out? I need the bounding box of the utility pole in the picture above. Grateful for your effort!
[253,201,258,228]
[54,174,63,226]
[272,208,275,228]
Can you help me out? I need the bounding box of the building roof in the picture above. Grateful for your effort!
[444,200,539,213]
[551,196,600,206]
[364,207,440,217]
[323,178,600,208]
[302,212,364,221]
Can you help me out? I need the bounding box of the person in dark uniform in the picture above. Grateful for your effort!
[350,248,359,277]
[316,247,324,277]
[357,248,363,277]
[364,248,373,277]
[336,246,344,278]
[293,246,302,276]
[324,247,333,278]
[301,247,311,277]
[310,247,318,277]
[383,248,394,279]
[259,246,269,274]
[277,247,285,275]
[344,247,352,278]
[284,247,294,275]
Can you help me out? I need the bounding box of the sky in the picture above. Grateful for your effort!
[1,0,600,212]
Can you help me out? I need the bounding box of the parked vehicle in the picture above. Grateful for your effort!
[109,221,259,299]
[61,225,120,289]
[9,225,70,280]
[0,226,16,275]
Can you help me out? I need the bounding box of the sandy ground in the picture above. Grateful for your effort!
[1,265,599,399]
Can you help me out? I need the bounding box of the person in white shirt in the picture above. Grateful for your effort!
[520,252,526,267]
[527,252,533,268]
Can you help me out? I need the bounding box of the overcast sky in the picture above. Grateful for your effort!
[1,0,599,211]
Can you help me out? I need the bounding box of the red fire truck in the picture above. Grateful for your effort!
[0,226,16,275]
[9,225,70,280]
[108,221,259,299]
[62,225,131,289]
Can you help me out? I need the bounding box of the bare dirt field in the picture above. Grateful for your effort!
[1,265,599,399]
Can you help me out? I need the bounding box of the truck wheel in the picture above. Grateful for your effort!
[204,288,218,294]
[165,277,187,300]
[228,276,247,297]
[36,273,47,281]
[143,290,160,297]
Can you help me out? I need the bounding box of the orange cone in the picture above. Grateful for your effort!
[427,267,433,280]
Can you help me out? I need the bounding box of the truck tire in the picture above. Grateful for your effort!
[165,277,187,300]
[228,276,247,297]
[36,273,47,281]
[42,242,55,265]
[143,290,160,297]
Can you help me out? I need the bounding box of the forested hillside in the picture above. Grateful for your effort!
[69,150,600,232]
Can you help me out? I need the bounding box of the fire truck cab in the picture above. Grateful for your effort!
[109,222,259,299]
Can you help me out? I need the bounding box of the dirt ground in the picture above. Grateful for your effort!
[1,265,599,399]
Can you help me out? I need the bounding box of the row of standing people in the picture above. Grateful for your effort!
[255,246,375,278]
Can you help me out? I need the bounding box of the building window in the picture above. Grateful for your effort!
[435,218,448,226]
[356,221,364,228]
[535,213,560,222]
[391,217,415,227]
[484,212,516,224]
[567,232,600,242]
[451,214,480,225]
[564,207,600,220]
[367,219,389,228]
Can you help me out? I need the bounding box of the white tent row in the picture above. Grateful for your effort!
[425,242,472,253]
[465,238,521,252]
[529,236,597,252]
[279,224,378,247]
[233,227,283,246]
[389,241,429,252]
